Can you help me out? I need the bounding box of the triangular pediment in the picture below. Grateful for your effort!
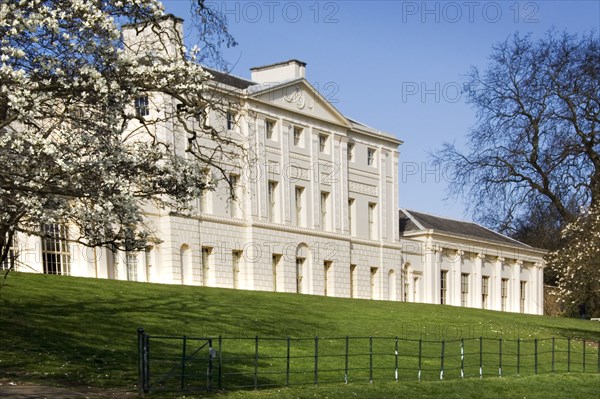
[249,79,350,127]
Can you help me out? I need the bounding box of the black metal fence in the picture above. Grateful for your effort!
[136,328,600,395]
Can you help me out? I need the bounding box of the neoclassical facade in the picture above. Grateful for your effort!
[3,15,546,314]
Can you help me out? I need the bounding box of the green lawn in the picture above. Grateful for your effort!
[0,272,598,398]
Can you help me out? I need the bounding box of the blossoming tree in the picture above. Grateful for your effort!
[0,0,241,271]
[548,205,600,318]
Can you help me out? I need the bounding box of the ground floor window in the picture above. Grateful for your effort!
[520,281,527,313]
[501,278,509,311]
[370,267,378,300]
[350,264,357,298]
[440,270,448,304]
[42,224,70,275]
[482,276,490,309]
[324,261,332,296]
[202,247,211,286]
[461,273,469,307]
[296,258,304,294]
[0,237,14,271]
[126,252,138,282]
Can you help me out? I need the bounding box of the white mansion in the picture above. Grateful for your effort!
[3,16,546,315]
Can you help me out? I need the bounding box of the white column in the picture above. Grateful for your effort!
[538,263,545,315]
[424,243,435,304]
[532,262,544,315]
[512,260,522,313]
[493,257,504,311]
[452,250,463,306]
[473,253,484,309]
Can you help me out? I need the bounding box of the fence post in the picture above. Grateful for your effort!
[254,336,259,389]
[517,338,521,375]
[418,338,422,381]
[137,328,147,397]
[218,336,223,390]
[286,337,290,387]
[597,340,600,373]
[534,339,538,374]
[499,338,502,377]
[181,335,187,390]
[479,337,483,379]
[583,338,586,373]
[345,336,349,384]
[460,338,464,378]
[552,337,555,372]
[314,336,319,386]
[207,338,213,391]
[369,336,373,383]
[440,340,445,380]
[394,337,399,382]
[568,337,571,372]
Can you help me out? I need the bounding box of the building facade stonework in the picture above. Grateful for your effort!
[4,16,546,315]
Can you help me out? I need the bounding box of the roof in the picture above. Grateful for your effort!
[250,59,307,70]
[399,209,532,249]
[204,67,256,90]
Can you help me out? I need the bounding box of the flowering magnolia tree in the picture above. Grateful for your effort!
[0,0,241,269]
[548,205,600,318]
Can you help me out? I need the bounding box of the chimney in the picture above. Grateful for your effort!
[122,14,185,60]
[250,60,307,84]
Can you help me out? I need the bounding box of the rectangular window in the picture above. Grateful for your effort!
[202,247,211,286]
[324,261,332,296]
[293,126,303,146]
[268,181,278,222]
[440,270,448,305]
[347,143,354,161]
[501,278,509,311]
[370,267,378,300]
[296,258,304,294]
[461,273,469,307]
[348,198,355,235]
[319,133,328,153]
[265,119,275,140]
[403,270,409,302]
[295,186,304,227]
[226,112,235,130]
[350,264,357,298]
[413,276,419,302]
[42,224,70,275]
[520,281,527,313]
[135,95,149,117]
[368,202,376,239]
[126,252,138,282]
[272,255,280,292]
[482,276,490,310]
[229,174,240,218]
[367,148,376,166]
[0,237,14,271]
[320,192,329,230]
[232,251,242,289]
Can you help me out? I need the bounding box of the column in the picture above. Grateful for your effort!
[512,260,522,313]
[493,257,504,311]
[452,250,463,306]
[424,243,435,304]
[538,263,545,315]
[473,253,484,309]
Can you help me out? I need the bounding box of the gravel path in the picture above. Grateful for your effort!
[0,380,135,399]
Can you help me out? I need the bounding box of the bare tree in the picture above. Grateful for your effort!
[434,31,600,234]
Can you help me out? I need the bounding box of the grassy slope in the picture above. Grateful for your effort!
[0,272,598,398]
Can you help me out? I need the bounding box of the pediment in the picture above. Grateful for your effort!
[250,80,349,126]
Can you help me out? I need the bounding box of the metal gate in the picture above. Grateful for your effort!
[137,328,216,396]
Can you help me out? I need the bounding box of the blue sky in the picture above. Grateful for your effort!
[163,0,599,222]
